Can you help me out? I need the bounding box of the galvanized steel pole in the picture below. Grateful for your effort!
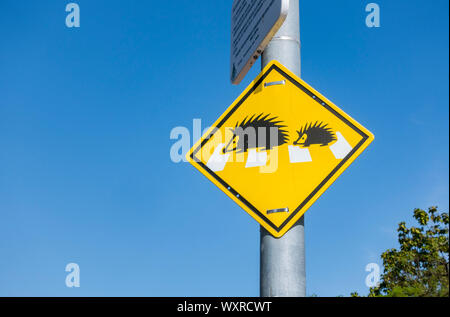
[260,0,306,297]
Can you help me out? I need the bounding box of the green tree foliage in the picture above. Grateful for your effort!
[367,207,449,297]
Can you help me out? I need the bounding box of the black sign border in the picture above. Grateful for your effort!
[191,64,370,233]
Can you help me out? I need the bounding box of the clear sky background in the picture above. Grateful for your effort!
[0,0,448,297]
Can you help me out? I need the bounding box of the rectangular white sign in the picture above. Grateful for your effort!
[230,0,289,85]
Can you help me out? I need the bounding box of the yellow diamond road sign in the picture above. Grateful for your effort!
[187,61,374,238]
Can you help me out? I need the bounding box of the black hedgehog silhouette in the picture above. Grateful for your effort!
[223,113,289,154]
[293,121,337,147]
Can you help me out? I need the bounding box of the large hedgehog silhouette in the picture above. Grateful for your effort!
[223,113,289,154]
[293,121,337,147]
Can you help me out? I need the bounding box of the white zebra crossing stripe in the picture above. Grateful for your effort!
[288,145,312,163]
[206,144,230,172]
[245,149,268,168]
[330,132,353,159]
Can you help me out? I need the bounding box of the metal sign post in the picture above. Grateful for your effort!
[187,0,374,298]
[260,0,305,297]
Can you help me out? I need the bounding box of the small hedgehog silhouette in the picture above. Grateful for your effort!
[293,121,337,147]
[223,113,289,154]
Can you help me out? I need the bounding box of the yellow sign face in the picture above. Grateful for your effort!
[187,61,374,238]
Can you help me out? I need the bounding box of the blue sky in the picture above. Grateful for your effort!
[0,0,448,297]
